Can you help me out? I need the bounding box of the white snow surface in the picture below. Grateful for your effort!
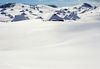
[0,11,100,69]
[0,3,100,69]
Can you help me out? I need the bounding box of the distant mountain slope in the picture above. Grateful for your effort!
[0,3,99,22]
[0,3,15,8]
[48,5,58,8]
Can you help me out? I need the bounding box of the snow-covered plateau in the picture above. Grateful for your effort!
[0,3,100,69]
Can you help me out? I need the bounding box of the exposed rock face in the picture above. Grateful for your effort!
[82,3,92,8]
[0,3,15,8]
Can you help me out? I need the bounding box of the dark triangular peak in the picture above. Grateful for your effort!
[54,14,57,16]
[78,3,93,11]
[12,15,29,22]
[48,5,58,8]
[0,3,15,8]
[82,3,92,8]
[21,12,26,15]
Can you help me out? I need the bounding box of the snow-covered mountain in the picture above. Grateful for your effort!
[0,3,100,22]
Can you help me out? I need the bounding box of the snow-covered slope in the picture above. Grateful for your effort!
[0,9,100,69]
[0,3,99,22]
[0,3,56,22]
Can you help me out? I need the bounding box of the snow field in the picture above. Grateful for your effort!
[0,18,100,69]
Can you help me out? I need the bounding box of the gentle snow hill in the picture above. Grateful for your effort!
[78,6,100,22]
[0,3,56,22]
[0,11,100,69]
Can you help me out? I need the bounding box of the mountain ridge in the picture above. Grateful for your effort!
[0,3,99,22]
